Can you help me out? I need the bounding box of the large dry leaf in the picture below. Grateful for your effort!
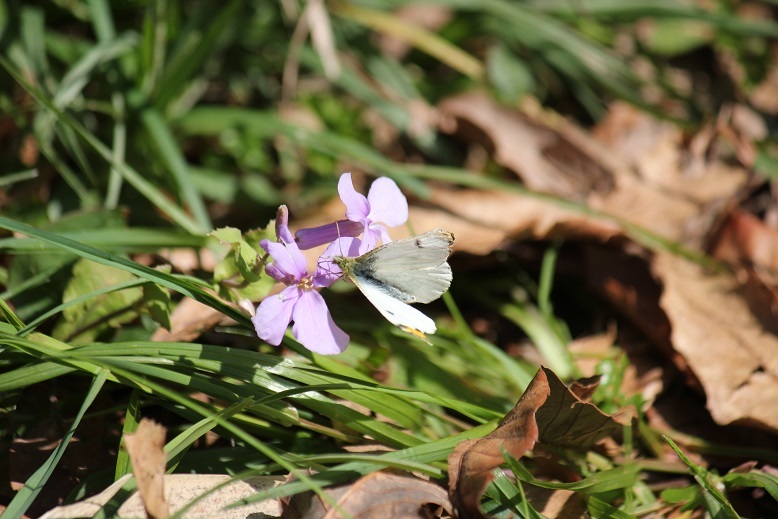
[151,297,229,342]
[438,94,749,247]
[654,253,778,431]
[280,471,453,519]
[41,475,285,519]
[711,209,778,332]
[124,419,169,519]
[522,487,587,519]
[439,94,620,199]
[448,367,622,518]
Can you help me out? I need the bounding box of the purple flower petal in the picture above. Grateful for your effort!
[314,237,361,285]
[252,286,299,345]
[295,220,363,250]
[374,224,393,246]
[366,177,408,227]
[262,239,308,281]
[275,205,295,243]
[339,173,370,221]
[358,229,380,254]
[312,261,341,288]
[292,290,349,354]
[265,263,292,283]
[320,236,362,260]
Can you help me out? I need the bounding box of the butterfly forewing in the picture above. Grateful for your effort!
[352,229,454,304]
[358,229,453,268]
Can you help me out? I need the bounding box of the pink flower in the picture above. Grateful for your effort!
[252,206,349,355]
[295,173,408,254]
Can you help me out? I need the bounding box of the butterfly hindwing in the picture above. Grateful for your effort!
[354,277,437,335]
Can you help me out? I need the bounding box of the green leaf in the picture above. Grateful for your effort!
[640,19,713,56]
[661,486,701,506]
[587,496,634,519]
[143,281,171,331]
[722,470,778,501]
[53,260,143,342]
[210,226,271,285]
[209,227,243,244]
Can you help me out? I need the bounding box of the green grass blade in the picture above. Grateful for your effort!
[52,32,138,110]
[154,0,242,109]
[0,362,76,392]
[0,296,25,330]
[0,227,206,252]
[86,0,116,42]
[17,277,148,335]
[115,390,142,480]
[664,435,740,518]
[0,216,250,328]
[166,398,256,471]
[140,108,211,232]
[508,456,640,494]
[587,496,635,519]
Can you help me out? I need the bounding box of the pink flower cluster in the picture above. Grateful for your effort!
[251,173,408,355]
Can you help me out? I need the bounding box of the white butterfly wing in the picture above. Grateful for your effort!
[354,229,454,304]
[355,278,437,336]
[362,229,453,266]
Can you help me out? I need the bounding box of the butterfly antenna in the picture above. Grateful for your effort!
[336,220,344,257]
[314,221,345,280]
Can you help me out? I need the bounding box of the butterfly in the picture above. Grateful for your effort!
[332,228,454,342]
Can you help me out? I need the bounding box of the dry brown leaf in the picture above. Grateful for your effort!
[280,471,453,519]
[523,487,587,519]
[713,210,778,273]
[710,209,778,332]
[654,252,778,432]
[124,418,169,519]
[536,368,623,448]
[438,94,749,247]
[448,368,549,519]
[448,367,622,518]
[439,93,619,199]
[151,297,228,342]
[41,474,285,519]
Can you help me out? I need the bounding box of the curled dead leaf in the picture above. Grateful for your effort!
[448,367,623,518]
[448,368,549,519]
[280,471,453,519]
[124,418,169,519]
